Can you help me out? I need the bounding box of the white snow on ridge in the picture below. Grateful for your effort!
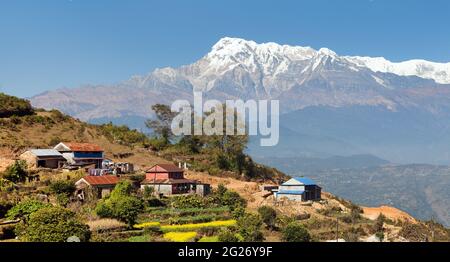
[345,56,450,84]
[205,37,450,84]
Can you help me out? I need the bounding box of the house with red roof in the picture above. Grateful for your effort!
[54,142,104,168]
[75,175,119,199]
[141,164,210,197]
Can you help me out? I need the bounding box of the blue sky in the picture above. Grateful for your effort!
[1,0,449,97]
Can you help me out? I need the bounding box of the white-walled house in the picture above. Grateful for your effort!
[275,177,321,201]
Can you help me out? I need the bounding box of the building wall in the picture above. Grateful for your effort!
[145,172,169,180]
[276,193,303,201]
[196,184,211,197]
[279,185,305,192]
[141,184,173,196]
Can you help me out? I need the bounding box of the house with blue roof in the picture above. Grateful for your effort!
[275,177,321,201]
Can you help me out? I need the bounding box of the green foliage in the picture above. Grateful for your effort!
[95,181,144,226]
[282,222,311,242]
[49,180,76,196]
[217,228,240,242]
[16,206,90,242]
[0,178,16,192]
[56,194,70,207]
[100,122,149,146]
[257,206,277,229]
[0,93,34,118]
[211,185,247,211]
[0,200,14,218]
[237,213,264,242]
[170,194,210,209]
[2,160,28,183]
[146,104,176,146]
[6,199,51,221]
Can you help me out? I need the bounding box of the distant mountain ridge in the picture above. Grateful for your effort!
[30,37,450,164]
[31,37,450,119]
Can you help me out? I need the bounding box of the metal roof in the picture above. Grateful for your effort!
[81,175,119,186]
[290,177,317,186]
[30,149,63,157]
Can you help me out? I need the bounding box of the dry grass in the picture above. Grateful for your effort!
[87,219,127,232]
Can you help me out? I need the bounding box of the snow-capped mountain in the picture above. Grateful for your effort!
[30,37,450,164]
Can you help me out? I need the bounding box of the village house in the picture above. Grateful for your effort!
[20,149,67,169]
[75,175,119,200]
[54,142,104,168]
[140,164,210,197]
[275,177,321,202]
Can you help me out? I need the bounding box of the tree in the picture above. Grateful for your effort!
[146,104,176,145]
[2,160,28,183]
[6,199,51,221]
[0,93,34,118]
[257,206,277,230]
[16,206,90,242]
[95,181,144,227]
[237,213,264,242]
[282,222,311,242]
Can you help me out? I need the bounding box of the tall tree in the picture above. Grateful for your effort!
[146,104,176,145]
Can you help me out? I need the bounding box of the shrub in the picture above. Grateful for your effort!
[6,199,51,221]
[49,180,76,196]
[95,181,144,227]
[0,178,16,192]
[170,194,209,209]
[217,228,240,242]
[258,206,277,229]
[16,206,90,242]
[212,184,246,211]
[0,93,34,118]
[282,222,311,242]
[237,213,264,242]
[0,200,14,218]
[2,160,28,183]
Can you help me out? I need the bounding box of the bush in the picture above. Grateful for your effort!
[282,222,311,242]
[49,180,76,196]
[0,93,34,118]
[170,194,209,209]
[2,160,28,183]
[0,200,14,218]
[6,199,51,221]
[212,184,246,211]
[258,206,277,229]
[16,206,90,242]
[0,178,16,192]
[217,228,240,242]
[237,213,264,242]
[95,181,144,227]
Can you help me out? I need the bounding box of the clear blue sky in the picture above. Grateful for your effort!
[1,0,449,98]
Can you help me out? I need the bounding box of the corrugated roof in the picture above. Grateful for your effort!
[61,142,103,152]
[146,164,184,173]
[30,149,63,157]
[291,177,317,186]
[82,175,119,186]
[277,190,305,195]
